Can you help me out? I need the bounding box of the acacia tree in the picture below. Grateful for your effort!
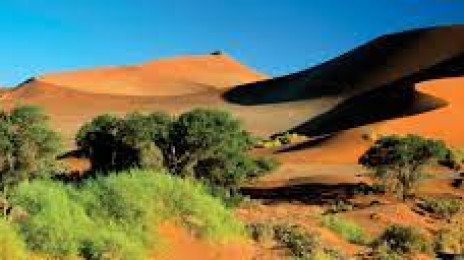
[359,135,451,200]
[166,109,254,176]
[0,106,62,192]
[76,112,170,172]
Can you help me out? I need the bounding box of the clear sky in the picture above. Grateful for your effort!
[0,0,463,86]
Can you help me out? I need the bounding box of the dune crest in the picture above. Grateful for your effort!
[35,53,267,96]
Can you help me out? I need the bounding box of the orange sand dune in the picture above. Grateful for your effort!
[34,53,266,97]
[274,76,464,165]
[2,25,464,163]
[376,76,464,146]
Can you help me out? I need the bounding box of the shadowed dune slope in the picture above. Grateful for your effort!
[224,25,464,138]
[33,53,267,96]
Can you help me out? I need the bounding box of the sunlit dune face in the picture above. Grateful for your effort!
[376,76,464,146]
[36,54,267,97]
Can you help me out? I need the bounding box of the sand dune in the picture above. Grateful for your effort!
[376,76,464,146]
[35,53,267,96]
[224,25,464,137]
[2,25,464,162]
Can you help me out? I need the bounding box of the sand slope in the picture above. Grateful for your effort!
[376,76,464,146]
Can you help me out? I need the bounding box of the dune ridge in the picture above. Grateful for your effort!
[34,53,267,97]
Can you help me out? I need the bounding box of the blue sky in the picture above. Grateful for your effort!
[0,0,463,86]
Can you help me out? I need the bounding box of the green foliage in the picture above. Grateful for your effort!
[247,223,345,260]
[321,215,369,244]
[372,224,431,256]
[0,105,62,192]
[76,112,170,172]
[0,218,27,260]
[274,224,345,260]
[256,132,303,148]
[77,109,277,203]
[359,135,451,200]
[417,196,463,218]
[167,108,254,175]
[8,169,245,258]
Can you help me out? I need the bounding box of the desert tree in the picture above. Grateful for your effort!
[359,135,451,200]
[0,105,62,193]
[76,112,170,172]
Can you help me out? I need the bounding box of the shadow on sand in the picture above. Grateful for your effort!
[241,182,375,205]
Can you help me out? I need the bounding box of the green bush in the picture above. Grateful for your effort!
[8,169,245,259]
[0,218,27,260]
[321,215,369,244]
[417,196,463,218]
[0,105,62,192]
[372,224,431,256]
[76,112,170,172]
[77,109,277,203]
[273,224,344,260]
[359,135,451,200]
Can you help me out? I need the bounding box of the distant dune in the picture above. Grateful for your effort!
[35,53,267,96]
[2,25,464,163]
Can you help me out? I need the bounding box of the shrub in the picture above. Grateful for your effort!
[9,169,245,258]
[247,222,275,243]
[273,224,344,260]
[76,112,170,172]
[435,215,464,255]
[325,199,354,214]
[359,135,451,200]
[77,109,277,203]
[321,215,369,244]
[0,218,27,260]
[256,132,303,148]
[0,105,62,192]
[417,196,463,218]
[372,224,431,256]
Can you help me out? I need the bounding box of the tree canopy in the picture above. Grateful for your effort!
[359,135,452,200]
[0,105,62,192]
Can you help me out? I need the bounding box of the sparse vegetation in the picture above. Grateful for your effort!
[248,222,345,259]
[325,199,354,214]
[256,132,304,148]
[321,215,369,245]
[435,214,464,255]
[359,135,452,200]
[417,196,463,218]
[372,224,432,257]
[273,224,345,260]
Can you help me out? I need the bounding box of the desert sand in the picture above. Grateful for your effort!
[1,25,464,258]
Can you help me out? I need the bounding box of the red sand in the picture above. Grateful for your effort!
[153,222,253,260]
